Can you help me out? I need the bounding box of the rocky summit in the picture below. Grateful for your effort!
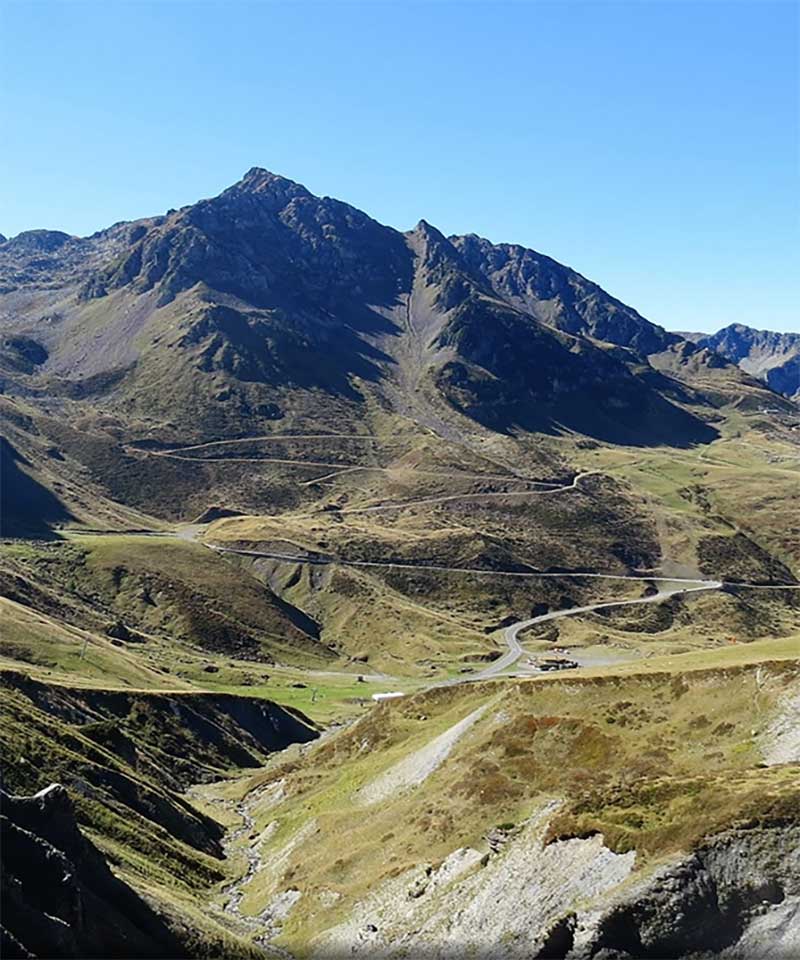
[681,324,800,401]
[1,169,799,960]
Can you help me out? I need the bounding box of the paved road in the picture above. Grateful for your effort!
[469,580,722,682]
[108,438,800,691]
[205,540,798,685]
[207,543,725,585]
[205,543,739,684]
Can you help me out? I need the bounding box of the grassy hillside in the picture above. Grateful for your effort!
[0,535,329,664]
[193,643,800,955]
[2,168,799,959]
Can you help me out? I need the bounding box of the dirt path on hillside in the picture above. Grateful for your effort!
[152,435,382,451]
[336,471,594,514]
[127,441,556,487]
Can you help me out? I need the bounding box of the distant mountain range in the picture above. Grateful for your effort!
[680,324,800,400]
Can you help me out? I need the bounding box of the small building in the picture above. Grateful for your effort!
[538,657,578,672]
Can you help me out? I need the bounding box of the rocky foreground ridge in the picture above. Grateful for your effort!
[0,783,185,958]
[317,805,800,959]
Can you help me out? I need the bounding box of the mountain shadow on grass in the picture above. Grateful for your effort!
[436,358,718,447]
[0,437,72,536]
[181,302,398,401]
[434,297,719,447]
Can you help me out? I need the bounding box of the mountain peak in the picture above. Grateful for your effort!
[408,219,452,250]
[231,166,313,200]
[405,219,462,273]
[412,218,443,237]
[241,165,286,183]
[719,322,752,335]
[2,229,74,253]
[695,323,800,398]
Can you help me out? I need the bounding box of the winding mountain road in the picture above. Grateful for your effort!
[123,433,800,687]
[207,543,721,584]
[204,541,798,683]
[468,579,722,682]
[124,437,563,488]
[205,542,727,680]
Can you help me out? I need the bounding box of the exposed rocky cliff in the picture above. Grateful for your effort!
[451,232,679,357]
[314,806,800,959]
[1,783,187,959]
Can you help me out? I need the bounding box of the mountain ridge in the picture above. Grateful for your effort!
[2,170,800,960]
[0,167,795,526]
[679,323,800,400]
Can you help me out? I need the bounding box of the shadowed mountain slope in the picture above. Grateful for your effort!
[1,783,188,960]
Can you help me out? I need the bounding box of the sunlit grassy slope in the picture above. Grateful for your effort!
[190,639,799,955]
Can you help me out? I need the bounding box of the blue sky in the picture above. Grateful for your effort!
[2,1,797,333]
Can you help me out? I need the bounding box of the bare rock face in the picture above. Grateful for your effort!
[576,822,800,959]
[313,806,799,960]
[451,232,680,358]
[0,783,186,959]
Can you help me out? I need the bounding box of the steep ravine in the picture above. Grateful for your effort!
[0,676,320,959]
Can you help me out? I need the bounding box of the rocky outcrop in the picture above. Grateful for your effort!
[314,802,637,957]
[577,821,800,959]
[451,232,679,358]
[0,783,186,959]
[312,806,800,959]
[761,683,800,766]
[0,230,74,255]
